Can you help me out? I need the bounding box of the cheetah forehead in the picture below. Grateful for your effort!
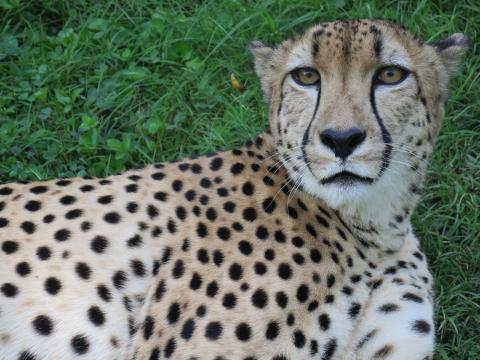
[281,19,418,71]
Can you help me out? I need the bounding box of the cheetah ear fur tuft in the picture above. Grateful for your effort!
[431,33,469,76]
[249,41,275,79]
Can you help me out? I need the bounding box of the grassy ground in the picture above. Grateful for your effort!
[1,0,478,358]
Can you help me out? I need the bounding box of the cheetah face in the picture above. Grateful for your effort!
[251,20,467,212]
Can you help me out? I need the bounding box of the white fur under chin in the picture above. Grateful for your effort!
[299,159,415,228]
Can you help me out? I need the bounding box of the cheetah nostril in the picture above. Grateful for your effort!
[319,128,366,159]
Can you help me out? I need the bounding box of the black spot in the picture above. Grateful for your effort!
[142,316,155,340]
[175,206,187,221]
[287,313,295,326]
[205,321,223,340]
[127,234,142,247]
[88,305,106,326]
[319,313,330,331]
[104,212,121,224]
[25,200,41,212]
[378,303,399,313]
[1,282,18,297]
[17,351,37,360]
[131,259,146,277]
[97,285,111,302]
[210,157,223,171]
[310,249,322,263]
[254,262,267,275]
[2,240,18,254]
[238,240,253,255]
[412,320,431,334]
[306,224,317,237]
[206,281,219,297]
[126,202,138,213]
[59,195,76,205]
[154,191,168,201]
[41,214,54,224]
[216,227,231,241]
[65,208,83,220]
[71,334,89,354]
[172,260,185,278]
[278,263,292,280]
[266,321,279,340]
[20,221,35,234]
[196,305,206,317]
[32,315,53,335]
[373,345,393,358]
[220,202,235,215]
[44,277,62,295]
[155,280,166,301]
[229,263,243,280]
[349,303,361,318]
[190,272,203,290]
[90,236,108,253]
[235,322,252,341]
[16,262,31,277]
[296,284,309,303]
[251,288,268,308]
[222,292,237,309]
[205,207,217,222]
[181,318,195,340]
[37,246,51,260]
[327,274,336,288]
[402,292,423,303]
[166,302,181,324]
[242,207,257,222]
[112,270,127,289]
[196,222,208,238]
[149,347,160,360]
[164,337,176,358]
[76,262,92,280]
[265,249,275,261]
[151,172,165,180]
[57,179,72,186]
[213,250,224,266]
[172,180,183,192]
[54,228,70,242]
[197,248,209,263]
[30,185,48,194]
[273,292,287,309]
[242,182,254,196]
[293,330,306,348]
[230,163,245,175]
[322,338,337,359]
[256,226,269,240]
[80,185,94,192]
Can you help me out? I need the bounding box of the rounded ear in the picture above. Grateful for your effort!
[249,41,275,79]
[430,33,469,75]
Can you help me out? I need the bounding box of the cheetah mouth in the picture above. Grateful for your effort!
[320,171,374,185]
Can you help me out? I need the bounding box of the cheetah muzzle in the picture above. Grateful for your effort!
[0,19,468,360]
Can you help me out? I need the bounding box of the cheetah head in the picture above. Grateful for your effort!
[251,19,468,224]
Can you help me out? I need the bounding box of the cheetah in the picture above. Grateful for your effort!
[0,19,468,360]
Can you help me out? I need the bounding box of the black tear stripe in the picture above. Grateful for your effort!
[370,83,392,176]
[301,84,322,173]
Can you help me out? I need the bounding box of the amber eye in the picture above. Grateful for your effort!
[375,66,408,85]
[291,67,320,86]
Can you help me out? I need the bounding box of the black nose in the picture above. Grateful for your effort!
[319,128,366,159]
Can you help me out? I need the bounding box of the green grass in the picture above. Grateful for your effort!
[1,0,478,358]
